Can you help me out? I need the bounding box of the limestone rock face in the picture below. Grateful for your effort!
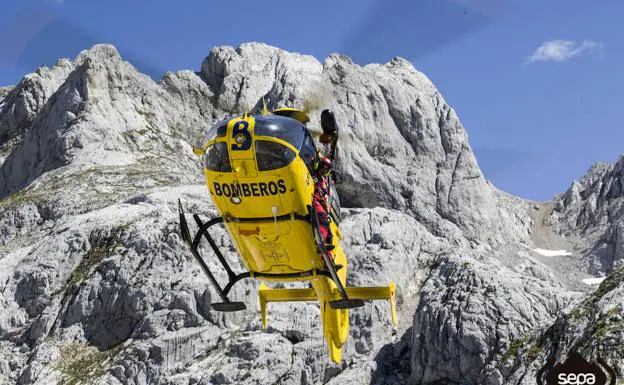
[410,252,575,385]
[0,86,13,103]
[0,60,75,145]
[0,42,621,385]
[547,157,624,275]
[0,61,75,167]
[479,267,624,385]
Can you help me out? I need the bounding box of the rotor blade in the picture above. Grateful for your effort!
[337,0,509,65]
[0,8,57,69]
[268,0,510,127]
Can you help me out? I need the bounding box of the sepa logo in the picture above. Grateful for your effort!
[537,352,618,385]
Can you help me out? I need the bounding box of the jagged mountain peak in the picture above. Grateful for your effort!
[0,43,206,201]
[550,155,624,226]
[322,51,438,95]
[201,42,324,114]
[0,58,75,149]
[544,155,624,276]
[74,43,122,64]
[388,55,416,67]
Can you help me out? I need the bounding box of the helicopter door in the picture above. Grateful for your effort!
[253,139,297,217]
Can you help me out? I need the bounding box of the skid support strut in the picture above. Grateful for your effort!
[178,200,246,312]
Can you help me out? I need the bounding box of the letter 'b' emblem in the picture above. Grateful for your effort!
[537,352,617,385]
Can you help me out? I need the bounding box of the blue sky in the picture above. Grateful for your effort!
[0,0,622,201]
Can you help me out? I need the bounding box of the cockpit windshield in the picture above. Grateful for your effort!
[253,115,305,150]
[202,114,312,173]
[195,115,240,149]
[203,118,229,142]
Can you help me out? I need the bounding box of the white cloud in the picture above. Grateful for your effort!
[525,39,603,64]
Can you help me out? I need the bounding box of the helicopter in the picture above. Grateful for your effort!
[177,101,397,364]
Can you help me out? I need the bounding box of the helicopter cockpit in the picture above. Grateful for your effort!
[201,115,318,174]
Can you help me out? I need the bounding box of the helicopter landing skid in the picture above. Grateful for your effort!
[328,298,365,309]
[210,302,247,312]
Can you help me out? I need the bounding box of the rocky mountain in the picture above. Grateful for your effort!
[547,158,624,276]
[0,43,621,385]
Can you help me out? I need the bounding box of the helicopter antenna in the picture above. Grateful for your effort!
[262,97,269,115]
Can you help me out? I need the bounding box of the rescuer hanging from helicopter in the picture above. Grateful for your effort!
[313,109,341,261]
[312,156,335,258]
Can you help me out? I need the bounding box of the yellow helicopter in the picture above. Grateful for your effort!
[178,101,397,364]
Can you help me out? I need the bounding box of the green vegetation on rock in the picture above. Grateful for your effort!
[64,225,127,294]
[54,342,123,385]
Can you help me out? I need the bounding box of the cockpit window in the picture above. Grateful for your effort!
[253,115,305,150]
[196,116,237,149]
[204,142,232,172]
[255,140,296,171]
[299,132,317,171]
[204,119,228,142]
